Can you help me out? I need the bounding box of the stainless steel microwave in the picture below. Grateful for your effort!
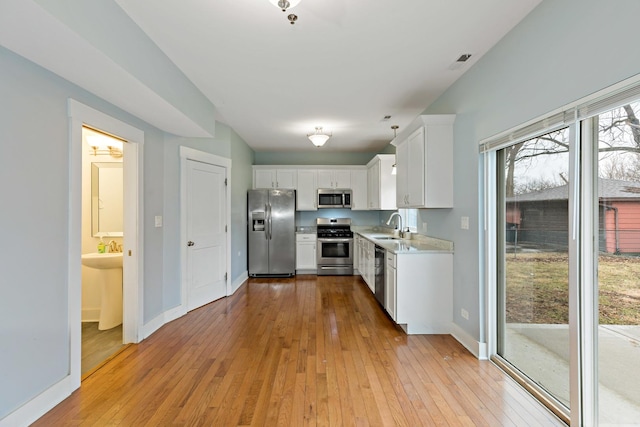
[317,189,352,209]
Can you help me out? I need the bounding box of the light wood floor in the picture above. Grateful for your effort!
[35,275,563,426]
[81,322,124,376]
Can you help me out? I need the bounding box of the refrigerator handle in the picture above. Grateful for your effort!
[267,203,273,240]
[264,204,269,240]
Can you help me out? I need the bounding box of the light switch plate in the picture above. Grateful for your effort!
[461,216,469,230]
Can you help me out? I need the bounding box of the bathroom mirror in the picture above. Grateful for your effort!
[91,162,124,237]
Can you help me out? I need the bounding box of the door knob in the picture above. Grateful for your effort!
[187,241,195,246]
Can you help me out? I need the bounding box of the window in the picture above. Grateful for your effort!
[496,129,571,410]
[399,208,417,232]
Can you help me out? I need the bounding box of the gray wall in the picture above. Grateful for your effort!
[0,46,254,419]
[254,142,394,166]
[230,130,255,282]
[33,0,217,136]
[420,0,640,343]
[297,210,392,228]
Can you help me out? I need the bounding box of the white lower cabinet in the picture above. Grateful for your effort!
[394,252,452,334]
[356,233,452,334]
[296,234,316,271]
[357,237,375,292]
[385,251,396,321]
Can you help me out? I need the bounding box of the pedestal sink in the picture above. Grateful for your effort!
[81,252,123,330]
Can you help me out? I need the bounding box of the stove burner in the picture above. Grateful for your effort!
[316,217,353,239]
[317,230,353,238]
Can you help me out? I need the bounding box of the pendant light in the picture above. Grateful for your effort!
[391,125,399,174]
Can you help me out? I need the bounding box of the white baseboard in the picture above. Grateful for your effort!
[81,308,100,322]
[0,375,74,427]
[143,274,249,341]
[7,273,255,426]
[164,304,186,324]
[450,322,488,360]
[142,304,187,339]
[231,271,248,294]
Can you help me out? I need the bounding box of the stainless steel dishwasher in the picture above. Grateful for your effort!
[374,245,385,306]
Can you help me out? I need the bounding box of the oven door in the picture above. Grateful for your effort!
[317,238,353,266]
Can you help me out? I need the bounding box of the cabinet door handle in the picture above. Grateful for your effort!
[187,241,195,247]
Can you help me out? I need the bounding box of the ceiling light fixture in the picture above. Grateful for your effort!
[269,0,301,12]
[269,0,300,24]
[307,127,331,147]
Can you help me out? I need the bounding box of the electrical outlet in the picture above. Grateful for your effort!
[422,222,428,232]
[461,216,469,230]
[461,308,469,320]
[154,215,163,227]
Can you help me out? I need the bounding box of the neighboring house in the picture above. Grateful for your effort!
[506,179,640,254]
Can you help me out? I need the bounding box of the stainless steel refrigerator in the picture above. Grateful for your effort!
[248,189,296,277]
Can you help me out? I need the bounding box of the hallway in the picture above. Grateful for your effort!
[34,275,562,426]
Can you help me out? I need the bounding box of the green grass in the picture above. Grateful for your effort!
[505,252,640,325]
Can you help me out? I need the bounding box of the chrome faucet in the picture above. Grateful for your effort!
[385,212,403,237]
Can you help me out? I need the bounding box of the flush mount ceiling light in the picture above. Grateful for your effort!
[307,127,331,147]
[86,132,124,158]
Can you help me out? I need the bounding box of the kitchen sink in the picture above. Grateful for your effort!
[374,236,401,240]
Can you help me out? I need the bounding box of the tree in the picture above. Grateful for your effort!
[505,103,640,195]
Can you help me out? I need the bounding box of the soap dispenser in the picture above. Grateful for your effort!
[97,236,106,253]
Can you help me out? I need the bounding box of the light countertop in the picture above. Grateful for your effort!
[296,226,316,234]
[352,227,454,254]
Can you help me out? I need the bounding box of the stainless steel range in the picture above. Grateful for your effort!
[316,218,354,276]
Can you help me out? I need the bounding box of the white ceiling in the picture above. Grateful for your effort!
[115,0,541,152]
[2,0,542,153]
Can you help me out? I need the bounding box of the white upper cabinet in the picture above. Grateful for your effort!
[395,141,409,207]
[253,169,296,189]
[367,154,396,210]
[253,165,370,211]
[394,115,454,208]
[296,169,317,210]
[317,169,351,188]
[351,169,368,210]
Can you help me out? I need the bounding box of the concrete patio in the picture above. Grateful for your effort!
[505,324,640,425]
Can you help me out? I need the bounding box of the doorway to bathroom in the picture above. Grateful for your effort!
[80,126,126,376]
[68,99,143,387]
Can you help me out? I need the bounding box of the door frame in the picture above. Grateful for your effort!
[179,146,232,312]
[68,99,144,388]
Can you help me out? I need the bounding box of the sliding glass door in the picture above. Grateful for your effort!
[496,129,572,413]
[490,92,640,425]
[595,102,640,424]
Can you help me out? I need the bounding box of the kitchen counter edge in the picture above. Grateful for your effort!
[353,228,454,254]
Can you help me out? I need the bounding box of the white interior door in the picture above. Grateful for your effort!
[186,160,226,311]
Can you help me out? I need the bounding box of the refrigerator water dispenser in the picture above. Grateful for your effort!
[252,212,265,231]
